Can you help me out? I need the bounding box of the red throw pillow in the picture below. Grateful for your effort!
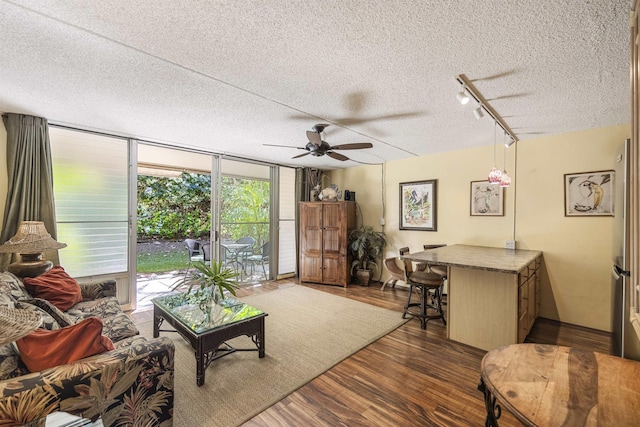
[23,266,83,311]
[16,317,115,372]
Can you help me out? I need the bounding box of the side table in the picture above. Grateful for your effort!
[479,343,640,426]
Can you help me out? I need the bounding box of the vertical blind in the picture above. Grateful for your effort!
[278,167,296,275]
[49,127,129,278]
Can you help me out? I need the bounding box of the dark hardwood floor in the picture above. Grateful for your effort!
[234,279,612,426]
[133,278,613,426]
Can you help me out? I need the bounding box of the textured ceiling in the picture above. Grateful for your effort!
[0,0,631,169]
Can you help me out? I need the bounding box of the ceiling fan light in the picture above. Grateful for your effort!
[473,105,484,120]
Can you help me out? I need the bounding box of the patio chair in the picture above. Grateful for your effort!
[248,242,269,279]
[201,242,212,266]
[184,239,203,277]
[235,236,256,268]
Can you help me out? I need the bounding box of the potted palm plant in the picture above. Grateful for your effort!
[178,261,240,321]
[349,225,387,286]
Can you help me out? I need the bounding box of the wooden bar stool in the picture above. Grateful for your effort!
[414,244,447,308]
[381,247,411,291]
[381,257,405,291]
[401,252,446,329]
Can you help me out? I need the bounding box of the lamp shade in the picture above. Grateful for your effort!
[0,306,42,346]
[0,221,66,254]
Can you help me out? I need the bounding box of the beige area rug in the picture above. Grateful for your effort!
[136,285,406,427]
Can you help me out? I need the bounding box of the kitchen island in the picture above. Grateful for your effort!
[403,244,542,351]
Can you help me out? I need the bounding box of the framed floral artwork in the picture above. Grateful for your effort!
[470,180,504,216]
[399,179,437,231]
[564,170,614,216]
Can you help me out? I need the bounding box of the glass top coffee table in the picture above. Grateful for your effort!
[152,292,267,386]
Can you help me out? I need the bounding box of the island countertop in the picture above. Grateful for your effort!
[402,244,542,274]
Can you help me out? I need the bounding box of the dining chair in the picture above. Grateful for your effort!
[401,251,446,329]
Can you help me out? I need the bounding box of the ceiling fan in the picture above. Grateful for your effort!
[265,124,373,161]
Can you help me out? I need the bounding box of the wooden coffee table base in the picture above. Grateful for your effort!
[153,304,267,386]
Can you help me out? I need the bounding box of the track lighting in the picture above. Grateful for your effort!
[473,104,484,120]
[456,85,470,105]
[454,74,518,144]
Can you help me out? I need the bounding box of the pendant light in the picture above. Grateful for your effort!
[499,130,511,187]
[488,121,502,184]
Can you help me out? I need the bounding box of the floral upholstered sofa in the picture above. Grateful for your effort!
[0,270,175,426]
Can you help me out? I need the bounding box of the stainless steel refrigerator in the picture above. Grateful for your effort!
[612,139,640,359]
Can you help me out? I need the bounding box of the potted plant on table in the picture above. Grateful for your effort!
[178,261,240,319]
[349,225,387,286]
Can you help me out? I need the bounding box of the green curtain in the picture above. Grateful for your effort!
[0,113,59,271]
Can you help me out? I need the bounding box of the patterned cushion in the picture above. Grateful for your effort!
[0,343,29,381]
[0,272,30,301]
[14,300,64,331]
[66,297,139,342]
[113,335,147,349]
[21,298,74,328]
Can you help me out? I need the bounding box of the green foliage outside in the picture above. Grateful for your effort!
[137,172,270,273]
[138,172,212,240]
[220,177,270,246]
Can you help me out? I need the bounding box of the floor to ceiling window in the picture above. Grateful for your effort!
[49,131,296,310]
[49,126,132,306]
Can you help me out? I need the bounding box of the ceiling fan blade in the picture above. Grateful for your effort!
[327,152,349,161]
[263,143,305,149]
[330,143,373,150]
[306,131,322,146]
[292,152,311,159]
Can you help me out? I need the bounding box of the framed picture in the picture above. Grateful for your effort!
[470,180,504,216]
[399,179,437,231]
[564,170,614,216]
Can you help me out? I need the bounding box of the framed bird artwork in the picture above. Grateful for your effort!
[399,179,437,231]
[564,170,614,216]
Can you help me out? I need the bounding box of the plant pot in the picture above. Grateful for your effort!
[355,268,372,287]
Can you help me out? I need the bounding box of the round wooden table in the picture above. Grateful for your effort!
[479,344,640,426]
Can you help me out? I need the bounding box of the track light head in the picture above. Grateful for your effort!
[473,105,484,120]
[504,138,515,147]
[456,89,469,105]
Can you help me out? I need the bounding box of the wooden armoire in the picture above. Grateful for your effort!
[299,201,357,287]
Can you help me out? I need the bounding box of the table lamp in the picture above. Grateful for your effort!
[0,306,42,346]
[0,221,67,278]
